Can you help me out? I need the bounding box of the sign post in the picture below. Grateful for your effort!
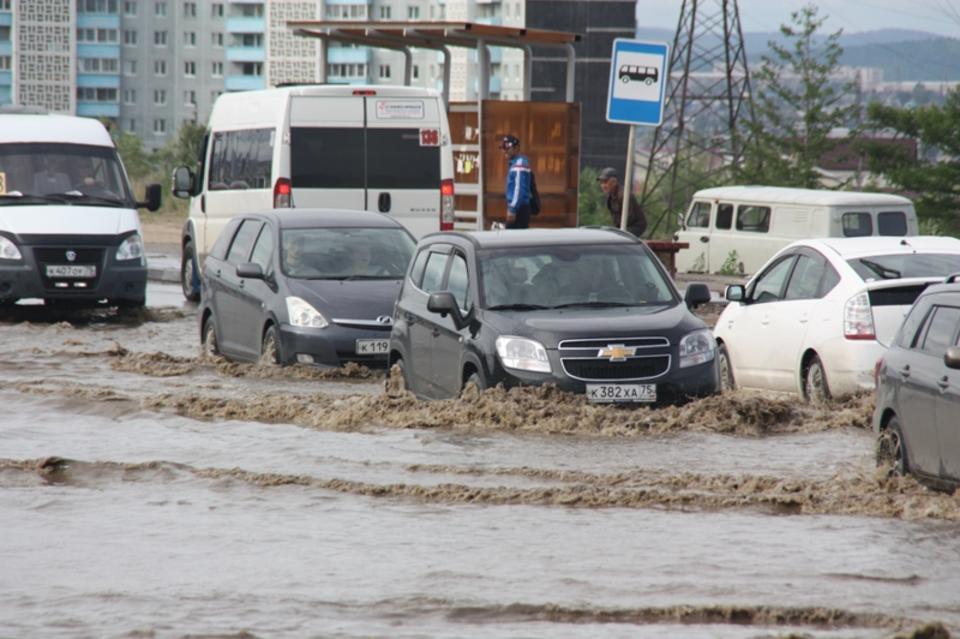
[605,39,669,233]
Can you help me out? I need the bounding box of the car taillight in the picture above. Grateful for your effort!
[844,291,876,340]
[873,356,884,389]
[274,178,291,208]
[440,178,454,231]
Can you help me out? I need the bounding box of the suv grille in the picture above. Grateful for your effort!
[562,356,670,381]
[558,336,672,381]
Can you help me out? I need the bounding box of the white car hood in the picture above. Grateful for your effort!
[0,205,141,236]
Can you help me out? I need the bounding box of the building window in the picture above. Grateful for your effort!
[79,0,119,12]
[77,28,119,43]
[211,61,223,77]
[128,119,136,132]
[154,31,167,46]
[123,30,137,45]
[183,1,195,17]
[412,65,419,80]
[154,119,166,135]
[211,32,223,47]
[210,3,223,18]
[155,2,166,17]
[78,58,119,73]
[123,89,136,104]
[379,5,391,18]
[77,87,118,102]
[233,33,262,47]
[238,3,263,17]
[184,61,196,76]
[123,1,136,15]
[123,60,137,75]
[0,56,12,70]
[240,62,262,77]
[154,59,167,75]
[328,63,367,78]
[184,31,196,46]
[379,64,391,79]
[184,90,196,106]
[407,5,419,19]
[153,89,166,105]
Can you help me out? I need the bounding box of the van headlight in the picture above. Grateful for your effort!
[679,329,715,368]
[116,233,144,263]
[496,336,551,373]
[286,296,329,328]
[0,236,22,261]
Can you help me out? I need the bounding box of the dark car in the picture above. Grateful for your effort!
[388,228,718,403]
[874,277,960,490]
[199,209,416,367]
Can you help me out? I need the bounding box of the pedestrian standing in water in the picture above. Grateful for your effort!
[597,166,647,238]
[500,134,532,229]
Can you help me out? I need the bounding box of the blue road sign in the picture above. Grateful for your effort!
[606,38,670,127]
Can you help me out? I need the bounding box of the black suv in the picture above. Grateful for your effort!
[388,228,718,404]
[874,278,960,490]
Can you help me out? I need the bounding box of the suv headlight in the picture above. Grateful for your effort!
[116,233,144,263]
[679,329,715,368]
[0,236,23,261]
[495,336,551,373]
[286,296,329,328]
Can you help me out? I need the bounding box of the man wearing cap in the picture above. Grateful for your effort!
[598,167,647,238]
[499,134,532,229]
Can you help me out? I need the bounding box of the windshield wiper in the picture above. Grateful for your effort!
[62,192,126,207]
[858,258,901,279]
[486,303,552,310]
[550,301,637,309]
[0,192,71,205]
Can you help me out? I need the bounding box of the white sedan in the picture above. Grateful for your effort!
[714,236,960,400]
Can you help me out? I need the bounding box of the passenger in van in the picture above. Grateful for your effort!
[32,156,71,195]
[499,134,532,230]
[597,167,647,238]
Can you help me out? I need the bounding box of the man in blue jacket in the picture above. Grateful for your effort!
[499,134,531,229]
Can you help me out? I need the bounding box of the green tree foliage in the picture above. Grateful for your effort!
[739,4,860,187]
[112,131,155,182]
[864,89,960,232]
[577,167,610,227]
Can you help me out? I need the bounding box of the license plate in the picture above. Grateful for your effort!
[356,339,389,355]
[46,264,96,278]
[586,383,656,403]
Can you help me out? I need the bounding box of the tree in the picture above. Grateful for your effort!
[577,167,608,227]
[739,4,860,187]
[864,88,960,231]
[112,130,156,182]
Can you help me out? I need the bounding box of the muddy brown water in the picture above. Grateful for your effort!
[1,289,959,638]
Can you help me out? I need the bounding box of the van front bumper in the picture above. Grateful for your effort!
[0,259,146,305]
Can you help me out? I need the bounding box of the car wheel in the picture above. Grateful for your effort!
[804,355,831,404]
[202,316,219,357]
[181,240,201,302]
[621,76,629,83]
[462,369,486,396]
[877,416,908,476]
[260,325,283,366]
[717,343,735,391]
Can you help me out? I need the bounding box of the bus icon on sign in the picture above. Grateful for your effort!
[619,65,658,85]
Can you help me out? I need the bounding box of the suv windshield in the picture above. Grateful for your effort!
[0,142,132,206]
[847,253,960,281]
[480,244,677,309]
[281,227,415,279]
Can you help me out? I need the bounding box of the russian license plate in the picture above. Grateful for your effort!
[586,383,657,403]
[46,264,96,278]
[356,339,389,355]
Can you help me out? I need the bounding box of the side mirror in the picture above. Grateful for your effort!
[684,282,711,309]
[677,212,686,230]
[138,183,162,212]
[725,284,745,303]
[236,262,264,280]
[946,346,960,370]
[172,166,195,199]
[427,291,466,329]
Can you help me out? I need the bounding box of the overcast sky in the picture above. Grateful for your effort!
[636,0,960,38]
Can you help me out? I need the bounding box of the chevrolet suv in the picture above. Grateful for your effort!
[388,228,718,404]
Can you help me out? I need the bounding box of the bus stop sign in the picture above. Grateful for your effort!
[606,38,669,127]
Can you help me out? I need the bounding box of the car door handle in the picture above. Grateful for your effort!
[699,236,709,243]
[938,375,949,390]
[403,312,415,323]
[798,313,808,324]
[900,365,911,379]
[760,314,770,325]
[215,268,221,278]
[432,328,441,337]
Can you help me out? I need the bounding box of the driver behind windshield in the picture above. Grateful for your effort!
[32,156,71,195]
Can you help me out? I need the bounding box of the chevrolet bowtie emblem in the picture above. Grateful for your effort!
[598,344,636,361]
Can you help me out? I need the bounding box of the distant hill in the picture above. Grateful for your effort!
[634,26,959,81]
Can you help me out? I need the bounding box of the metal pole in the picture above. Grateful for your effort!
[564,43,576,102]
[523,45,533,101]
[477,38,489,100]
[319,39,328,83]
[403,47,412,85]
[442,46,452,106]
[621,125,635,232]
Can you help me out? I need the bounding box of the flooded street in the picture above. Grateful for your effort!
[2,283,959,638]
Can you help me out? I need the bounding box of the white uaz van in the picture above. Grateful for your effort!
[0,110,161,310]
[675,186,919,275]
[172,85,455,301]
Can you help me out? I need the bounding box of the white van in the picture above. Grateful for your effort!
[172,84,455,301]
[0,109,161,310]
[674,186,919,275]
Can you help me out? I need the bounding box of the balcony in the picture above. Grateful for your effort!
[327,47,371,64]
[0,70,11,86]
[0,85,10,105]
[225,75,266,92]
[77,14,120,29]
[226,46,265,63]
[226,17,265,33]
[0,11,11,27]
[474,15,502,26]
[326,75,370,85]
[78,44,121,59]
[77,74,120,88]
[77,102,120,118]
[0,42,11,56]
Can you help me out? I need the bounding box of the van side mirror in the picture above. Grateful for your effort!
[946,346,960,370]
[427,291,466,329]
[138,183,162,212]
[684,283,711,309]
[172,166,195,199]
[236,262,264,280]
[677,212,686,230]
[725,284,745,303]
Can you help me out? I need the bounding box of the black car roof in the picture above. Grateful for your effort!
[421,227,639,249]
[251,209,408,230]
